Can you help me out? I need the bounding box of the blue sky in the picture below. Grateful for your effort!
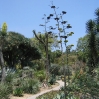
[0,0,99,51]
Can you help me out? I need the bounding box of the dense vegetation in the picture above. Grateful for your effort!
[0,2,99,99]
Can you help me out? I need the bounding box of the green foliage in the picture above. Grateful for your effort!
[32,59,45,70]
[34,70,46,82]
[86,20,98,74]
[50,64,61,76]
[3,31,41,69]
[21,79,40,94]
[2,22,7,33]
[13,87,23,97]
[0,83,10,99]
[4,74,13,94]
[48,74,56,85]
[36,90,78,99]
[67,69,99,98]
[76,35,88,63]
[10,69,41,95]
[0,73,13,93]
[60,66,72,76]
[16,70,23,77]
[36,91,59,99]
[0,22,7,37]
[76,8,99,74]
[0,31,7,37]
[31,32,58,58]
[50,50,62,63]
[5,73,13,83]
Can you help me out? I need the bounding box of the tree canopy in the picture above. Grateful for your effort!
[3,31,41,69]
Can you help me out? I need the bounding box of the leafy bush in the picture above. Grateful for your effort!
[60,66,72,76]
[13,78,22,87]
[50,64,61,76]
[48,74,56,85]
[34,70,46,82]
[36,90,77,99]
[36,91,59,99]
[0,83,10,99]
[67,70,99,98]
[4,74,13,94]
[14,70,23,78]
[21,79,40,94]
[5,73,13,83]
[13,87,23,97]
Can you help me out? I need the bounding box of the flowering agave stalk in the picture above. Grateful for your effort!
[33,2,74,96]
[49,1,74,98]
[33,13,55,85]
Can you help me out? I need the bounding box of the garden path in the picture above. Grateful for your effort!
[27,80,64,99]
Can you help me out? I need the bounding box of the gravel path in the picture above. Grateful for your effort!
[27,80,64,99]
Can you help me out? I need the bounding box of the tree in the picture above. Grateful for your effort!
[76,8,99,74]
[31,33,58,57]
[50,50,62,63]
[76,35,89,64]
[3,31,41,69]
[95,8,99,32]
[86,19,98,74]
[86,8,99,72]
[0,22,7,82]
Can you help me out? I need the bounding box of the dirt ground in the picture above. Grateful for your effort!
[10,82,59,99]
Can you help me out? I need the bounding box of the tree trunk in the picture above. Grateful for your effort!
[45,33,49,84]
[0,46,6,82]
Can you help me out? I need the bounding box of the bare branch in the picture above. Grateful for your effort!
[33,30,46,46]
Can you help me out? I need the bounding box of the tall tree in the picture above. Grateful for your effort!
[86,20,98,74]
[0,22,7,82]
[95,8,99,33]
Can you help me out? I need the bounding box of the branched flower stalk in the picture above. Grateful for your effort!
[50,1,74,98]
[33,14,55,85]
[33,2,74,98]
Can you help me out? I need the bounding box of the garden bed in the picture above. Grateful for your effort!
[10,82,59,99]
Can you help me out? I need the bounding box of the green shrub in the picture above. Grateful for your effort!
[60,66,72,76]
[48,74,56,85]
[5,73,13,83]
[13,79,22,86]
[34,70,46,82]
[36,90,78,99]
[36,91,59,99]
[0,83,10,99]
[13,87,23,97]
[50,64,61,76]
[67,70,99,98]
[21,79,40,94]
[4,74,13,94]
[15,70,23,77]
